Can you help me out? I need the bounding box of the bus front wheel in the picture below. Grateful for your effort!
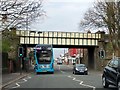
[51,72,54,74]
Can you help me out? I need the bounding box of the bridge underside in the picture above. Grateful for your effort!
[17,30,102,70]
[22,44,97,70]
[21,44,98,48]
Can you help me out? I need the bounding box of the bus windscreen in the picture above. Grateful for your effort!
[36,49,52,64]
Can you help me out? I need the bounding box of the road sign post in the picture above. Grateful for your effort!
[20,56,22,75]
[24,57,29,72]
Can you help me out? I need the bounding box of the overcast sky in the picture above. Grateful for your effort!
[30,0,95,58]
[31,0,94,32]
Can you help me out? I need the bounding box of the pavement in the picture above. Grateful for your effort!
[1,66,34,89]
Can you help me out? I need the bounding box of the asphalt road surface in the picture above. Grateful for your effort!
[4,63,117,90]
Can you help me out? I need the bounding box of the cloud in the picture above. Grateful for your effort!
[30,1,94,57]
[47,0,95,3]
[31,1,94,32]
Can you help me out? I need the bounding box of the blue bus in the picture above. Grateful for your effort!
[34,44,54,74]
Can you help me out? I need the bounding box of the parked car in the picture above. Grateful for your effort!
[73,64,88,75]
[102,57,120,90]
[57,59,63,65]
[72,58,76,65]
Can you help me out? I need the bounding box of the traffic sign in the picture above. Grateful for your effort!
[99,50,105,59]
[18,47,23,57]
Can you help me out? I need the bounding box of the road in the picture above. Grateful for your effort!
[4,63,117,90]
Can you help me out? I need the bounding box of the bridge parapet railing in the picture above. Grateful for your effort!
[16,30,101,39]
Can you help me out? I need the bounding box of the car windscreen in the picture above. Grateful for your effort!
[117,59,120,67]
[76,64,85,67]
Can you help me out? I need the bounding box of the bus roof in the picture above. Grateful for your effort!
[34,44,52,50]
[35,44,52,47]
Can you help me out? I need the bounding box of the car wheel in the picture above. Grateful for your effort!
[85,72,88,75]
[118,80,120,90]
[102,76,109,88]
[73,71,76,74]
[73,71,76,75]
[50,72,54,74]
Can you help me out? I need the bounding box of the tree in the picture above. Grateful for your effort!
[2,28,20,59]
[0,0,45,30]
[1,0,45,59]
[80,0,120,57]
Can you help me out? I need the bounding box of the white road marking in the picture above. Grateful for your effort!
[58,65,66,74]
[12,83,20,88]
[73,78,76,80]
[79,81,83,84]
[26,76,31,79]
[61,71,65,73]
[27,76,31,79]
[80,83,96,90]
[11,76,31,88]
[17,79,27,84]
[74,79,81,82]
[67,75,96,90]
[23,79,27,82]
[68,75,72,78]
[60,65,95,89]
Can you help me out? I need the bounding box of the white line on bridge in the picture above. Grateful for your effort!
[67,75,96,90]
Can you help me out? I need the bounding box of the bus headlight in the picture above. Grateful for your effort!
[40,65,43,68]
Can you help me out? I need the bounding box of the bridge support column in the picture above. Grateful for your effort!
[94,47,104,71]
[88,47,95,70]
[94,47,99,70]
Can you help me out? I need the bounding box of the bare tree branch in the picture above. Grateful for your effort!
[80,0,120,56]
[0,0,45,30]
